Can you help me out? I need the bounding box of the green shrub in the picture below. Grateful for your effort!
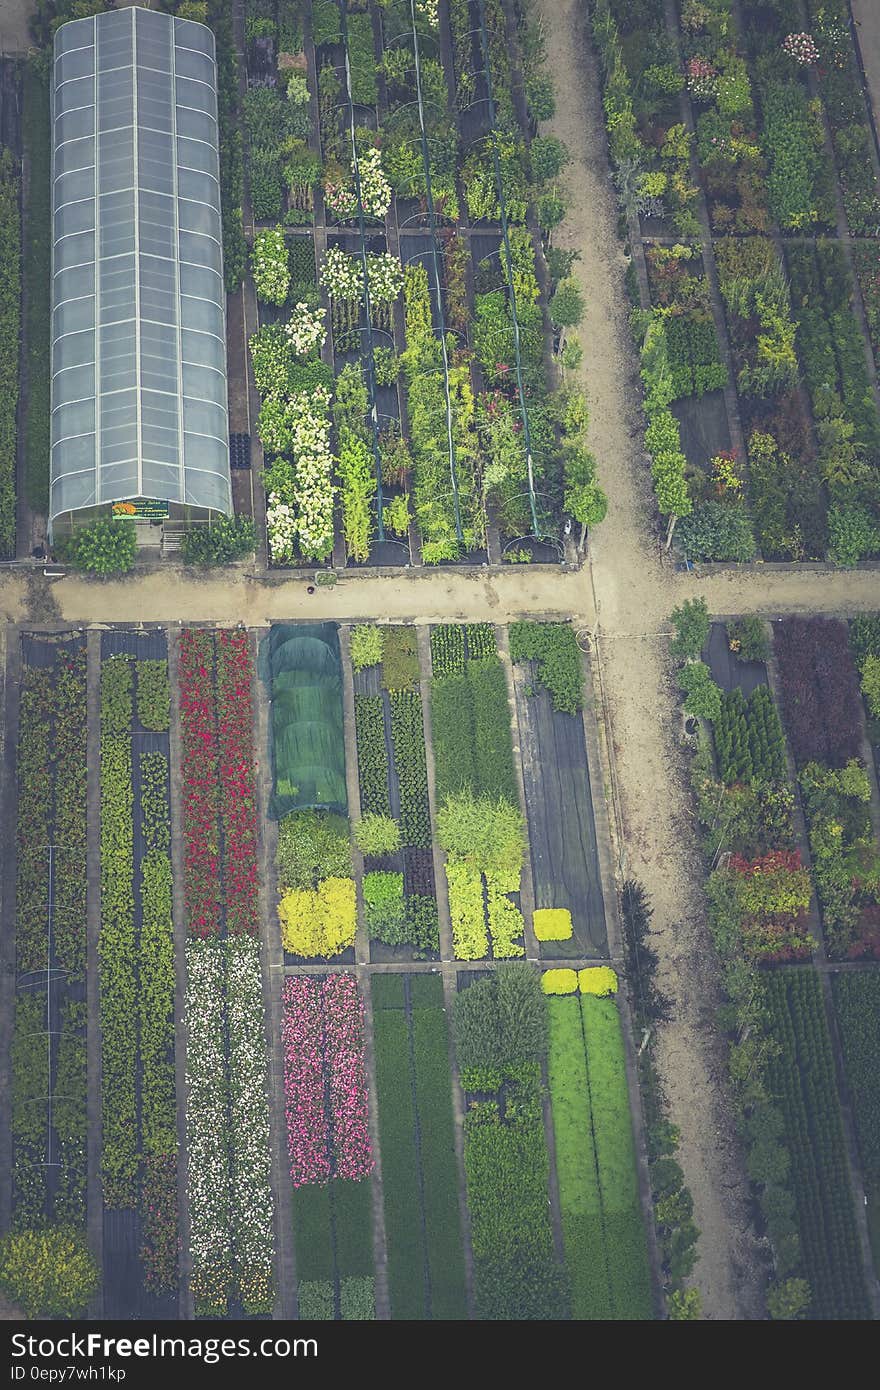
[137,661,170,732]
[382,626,420,690]
[669,596,709,661]
[354,813,400,857]
[350,625,383,672]
[363,871,405,940]
[549,278,585,329]
[181,516,256,566]
[678,662,722,722]
[277,811,351,891]
[0,1227,98,1318]
[62,520,137,575]
[509,622,582,714]
[530,135,570,183]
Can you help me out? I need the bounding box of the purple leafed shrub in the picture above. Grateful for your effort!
[774,617,864,767]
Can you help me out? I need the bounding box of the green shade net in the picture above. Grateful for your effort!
[264,624,348,819]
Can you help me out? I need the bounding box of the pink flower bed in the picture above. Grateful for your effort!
[281,974,373,1188]
[282,977,332,1187]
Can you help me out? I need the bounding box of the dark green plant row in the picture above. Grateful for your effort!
[372,973,466,1319]
[832,972,880,1197]
[389,689,431,850]
[803,0,880,236]
[15,648,87,980]
[764,968,869,1320]
[12,995,86,1230]
[13,642,88,1231]
[292,1178,374,1320]
[99,656,137,1207]
[98,657,178,1291]
[207,0,247,289]
[785,243,880,564]
[713,684,787,786]
[454,964,569,1319]
[430,652,517,806]
[354,694,390,818]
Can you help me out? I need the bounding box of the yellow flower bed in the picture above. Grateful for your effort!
[533,907,573,941]
[279,876,356,957]
[578,966,618,997]
[541,968,578,995]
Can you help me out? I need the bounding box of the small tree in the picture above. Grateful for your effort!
[0,1227,98,1318]
[565,481,608,550]
[767,1277,811,1320]
[668,1288,701,1320]
[536,187,566,233]
[861,653,880,719]
[678,661,722,722]
[560,336,583,372]
[549,278,585,330]
[530,135,570,184]
[354,813,400,857]
[669,596,710,660]
[63,519,137,575]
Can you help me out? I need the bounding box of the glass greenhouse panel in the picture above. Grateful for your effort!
[50,6,231,536]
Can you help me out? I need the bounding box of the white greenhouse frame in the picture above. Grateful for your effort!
[49,6,232,539]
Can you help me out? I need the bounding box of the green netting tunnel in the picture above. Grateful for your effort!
[263,624,348,819]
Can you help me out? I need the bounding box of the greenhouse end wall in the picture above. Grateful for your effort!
[50,6,232,539]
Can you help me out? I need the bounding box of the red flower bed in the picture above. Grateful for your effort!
[178,630,221,937]
[216,632,259,936]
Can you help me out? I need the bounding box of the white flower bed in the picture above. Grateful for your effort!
[227,937,276,1315]
[185,936,276,1315]
[185,937,232,1317]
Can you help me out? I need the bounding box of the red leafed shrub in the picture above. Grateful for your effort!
[774,617,863,768]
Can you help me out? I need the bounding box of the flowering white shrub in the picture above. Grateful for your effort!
[266,498,297,564]
[284,302,327,357]
[324,178,358,220]
[324,146,391,220]
[251,225,290,305]
[366,251,405,305]
[416,0,439,26]
[782,32,819,66]
[354,146,391,219]
[320,244,364,300]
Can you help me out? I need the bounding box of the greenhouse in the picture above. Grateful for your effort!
[49,6,231,540]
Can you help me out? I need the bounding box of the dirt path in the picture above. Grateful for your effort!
[852,1,880,139]
[0,0,31,54]
[533,0,766,1319]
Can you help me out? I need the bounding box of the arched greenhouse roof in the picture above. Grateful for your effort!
[50,6,231,532]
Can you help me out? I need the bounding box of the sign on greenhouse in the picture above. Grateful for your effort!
[112,499,170,520]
